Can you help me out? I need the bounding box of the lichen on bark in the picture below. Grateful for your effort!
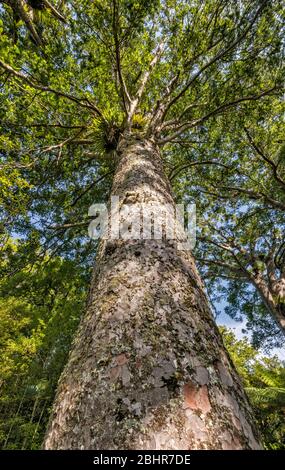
[44,135,261,450]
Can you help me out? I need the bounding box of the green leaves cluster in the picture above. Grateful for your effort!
[221,327,285,449]
[0,240,87,449]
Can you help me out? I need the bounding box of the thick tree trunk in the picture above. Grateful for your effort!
[44,135,261,450]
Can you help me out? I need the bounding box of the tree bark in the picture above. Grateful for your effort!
[252,275,285,334]
[44,134,261,450]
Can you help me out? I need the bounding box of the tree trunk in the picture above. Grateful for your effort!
[252,276,285,334]
[44,135,261,450]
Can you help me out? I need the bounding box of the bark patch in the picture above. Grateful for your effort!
[109,353,130,382]
[115,353,129,366]
[183,383,211,413]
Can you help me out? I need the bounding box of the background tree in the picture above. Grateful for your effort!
[221,327,285,449]
[0,240,87,449]
[170,95,285,348]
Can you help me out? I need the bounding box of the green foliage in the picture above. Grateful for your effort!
[171,97,285,349]
[90,113,123,158]
[132,113,148,131]
[221,327,285,449]
[0,241,87,449]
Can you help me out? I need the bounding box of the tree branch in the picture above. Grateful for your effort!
[244,127,285,190]
[149,3,229,126]
[209,182,285,212]
[169,160,230,181]
[0,59,104,117]
[6,123,88,129]
[42,0,67,23]
[158,86,278,144]
[70,171,113,207]
[112,0,131,114]
[160,0,268,120]
[39,128,86,154]
[47,221,89,230]
[129,40,165,125]
[3,0,43,45]
[195,256,247,278]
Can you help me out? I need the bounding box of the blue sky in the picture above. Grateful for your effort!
[216,300,285,361]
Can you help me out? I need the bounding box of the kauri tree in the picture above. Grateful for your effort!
[0,0,284,450]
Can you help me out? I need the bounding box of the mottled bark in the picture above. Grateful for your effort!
[44,135,261,450]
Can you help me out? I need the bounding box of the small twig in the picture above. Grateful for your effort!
[169,160,230,181]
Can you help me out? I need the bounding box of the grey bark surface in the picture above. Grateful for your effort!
[44,135,261,450]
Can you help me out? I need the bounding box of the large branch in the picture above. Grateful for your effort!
[158,86,278,144]
[159,0,268,121]
[209,182,285,212]
[112,0,131,114]
[128,40,165,125]
[0,59,104,118]
[3,0,43,45]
